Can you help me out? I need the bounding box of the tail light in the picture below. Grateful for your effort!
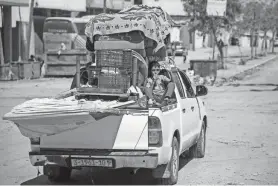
[148,116,163,147]
[30,137,40,145]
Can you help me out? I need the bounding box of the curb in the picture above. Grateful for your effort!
[214,55,278,86]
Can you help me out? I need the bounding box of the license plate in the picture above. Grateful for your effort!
[71,158,113,168]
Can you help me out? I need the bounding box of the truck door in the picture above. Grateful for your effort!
[172,71,195,150]
[178,70,201,134]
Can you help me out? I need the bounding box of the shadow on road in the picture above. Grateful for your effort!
[179,156,193,171]
[21,157,193,185]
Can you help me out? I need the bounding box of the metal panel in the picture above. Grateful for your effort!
[35,0,86,11]
[0,0,29,6]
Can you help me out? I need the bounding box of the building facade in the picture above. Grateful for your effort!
[0,0,29,64]
[1,0,136,63]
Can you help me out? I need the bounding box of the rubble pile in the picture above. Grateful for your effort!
[187,70,216,86]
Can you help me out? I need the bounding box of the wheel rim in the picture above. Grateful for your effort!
[172,145,178,178]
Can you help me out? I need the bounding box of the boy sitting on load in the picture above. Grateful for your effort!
[145,61,175,106]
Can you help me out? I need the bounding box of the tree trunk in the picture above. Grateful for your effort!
[264,31,267,56]
[212,41,215,60]
[103,0,107,13]
[255,42,257,57]
[261,36,264,55]
[250,30,254,59]
[272,29,276,53]
[192,30,196,51]
[202,34,206,48]
[27,0,35,58]
[254,34,257,57]
[218,45,224,69]
[213,32,224,69]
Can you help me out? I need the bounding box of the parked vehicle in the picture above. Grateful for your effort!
[168,41,185,56]
[43,17,90,52]
[230,36,240,46]
[42,17,93,77]
[4,6,208,185]
[173,41,185,56]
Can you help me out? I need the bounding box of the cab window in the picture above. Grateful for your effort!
[172,71,185,98]
[178,70,195,98]
[43,20,75,33]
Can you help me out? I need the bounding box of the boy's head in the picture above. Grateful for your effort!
[150,61,161,77]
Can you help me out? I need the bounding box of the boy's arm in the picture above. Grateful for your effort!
[146,78,154,88]
[145,78,154,100]
[160,75,171,82]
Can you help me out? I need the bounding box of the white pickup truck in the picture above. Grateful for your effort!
[4,66,208,185]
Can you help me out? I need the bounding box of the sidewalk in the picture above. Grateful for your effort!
[185,46,278,86]
[215,54,278,85]
[188,46,251,61]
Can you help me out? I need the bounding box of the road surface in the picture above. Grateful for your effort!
[0,56,277,185]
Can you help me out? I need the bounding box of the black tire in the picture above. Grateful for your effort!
[190,122,206,158]
[43,165,71,182]
[156,137,179,185]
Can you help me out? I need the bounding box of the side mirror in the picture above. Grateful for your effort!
[196,85,208,97]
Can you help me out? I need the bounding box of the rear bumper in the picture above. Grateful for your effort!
[29,151,158,169]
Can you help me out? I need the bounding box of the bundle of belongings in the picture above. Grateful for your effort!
[80,5,177,107]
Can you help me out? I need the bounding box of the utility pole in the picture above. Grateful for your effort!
[27,0,35,59]
[103,0,107,13]
[18,7,22,61]
[0,28,4,65]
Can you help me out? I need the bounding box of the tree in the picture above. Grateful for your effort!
[239,1,264,59]
[238,1,278,58]
[269,1,278,53]
[182,0,242,69]
[260,3,273,56]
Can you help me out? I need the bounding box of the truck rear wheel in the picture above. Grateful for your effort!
[43,165,71,182]
[156,136,179,185]
[191,122,206,158]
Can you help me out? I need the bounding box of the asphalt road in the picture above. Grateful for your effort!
[0,56,277,185]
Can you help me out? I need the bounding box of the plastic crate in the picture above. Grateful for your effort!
[86,67,131,93]
[98,75,131,92]
[96,50,132,68]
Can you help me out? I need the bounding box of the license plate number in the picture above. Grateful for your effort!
[71,158,113,167]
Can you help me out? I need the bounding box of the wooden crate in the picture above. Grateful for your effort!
[44,50,88,77]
